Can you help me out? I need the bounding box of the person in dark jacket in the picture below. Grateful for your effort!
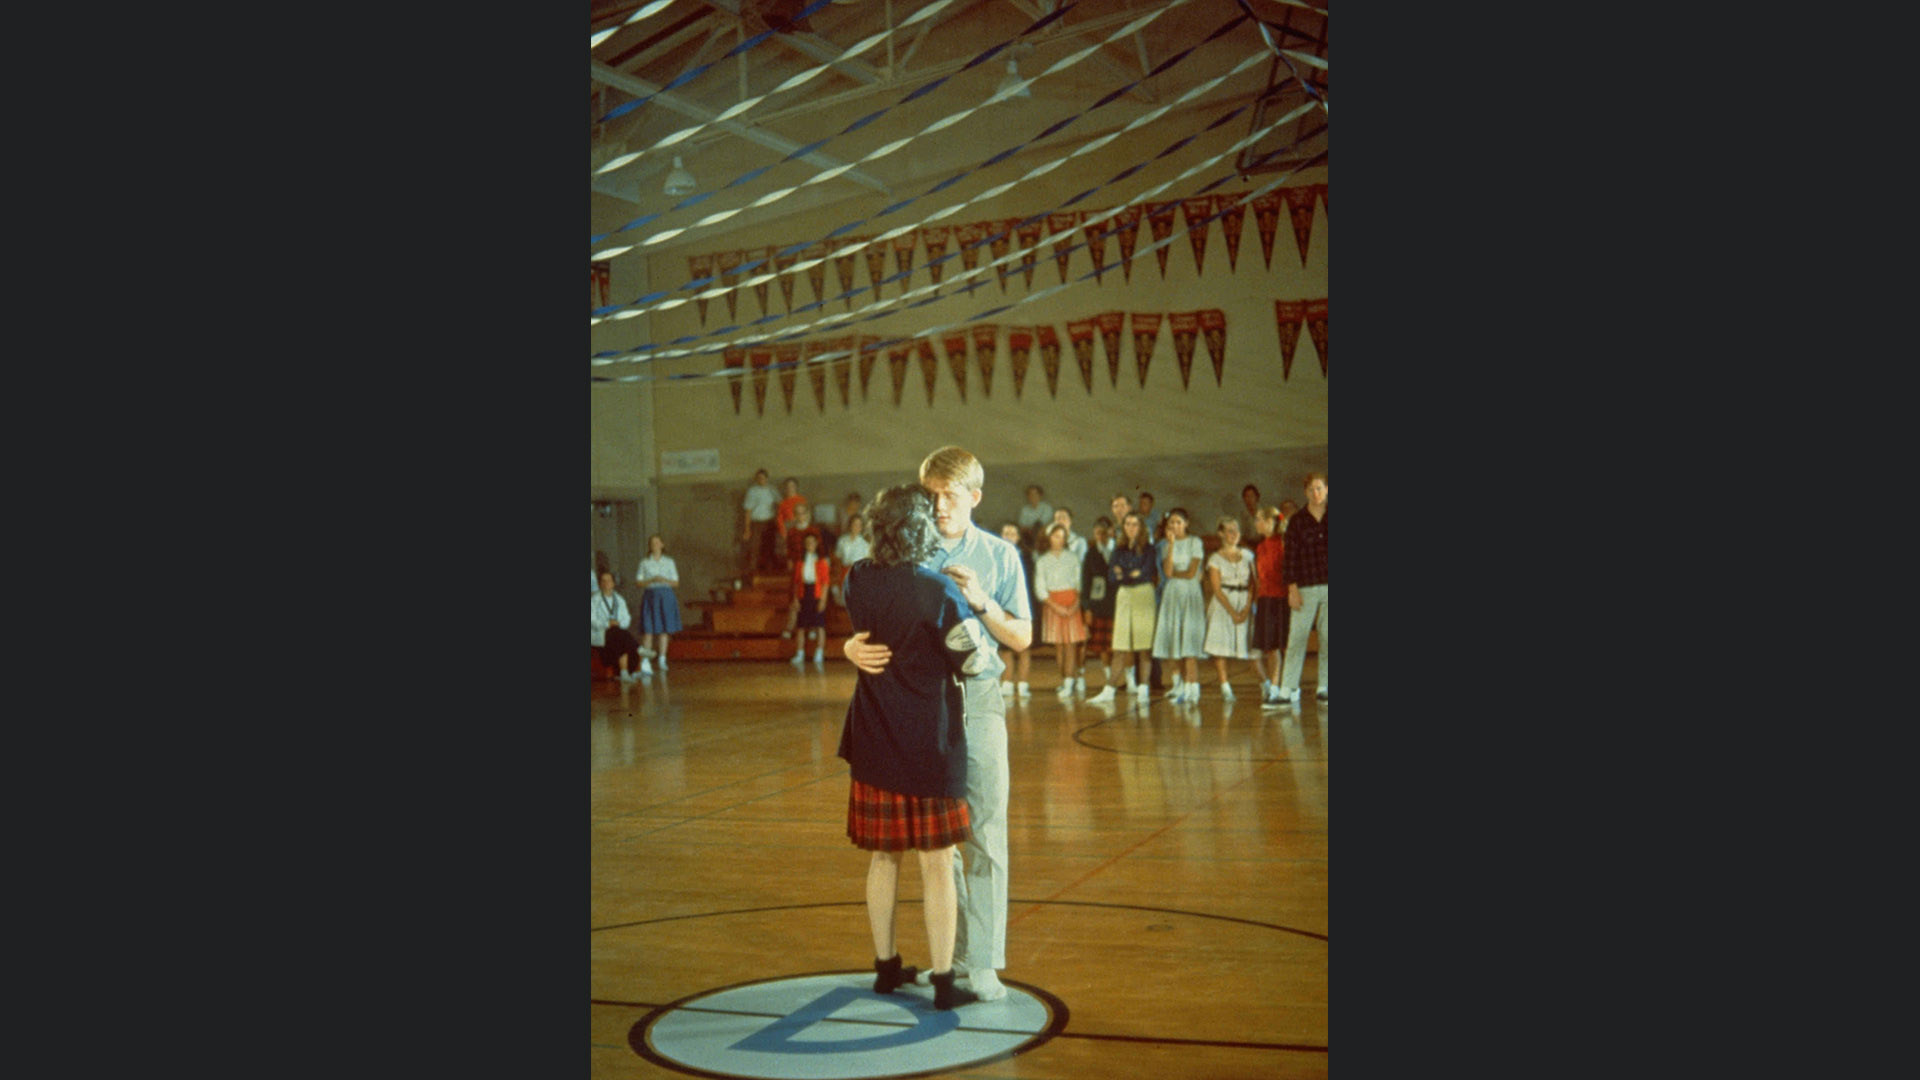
[838,484,995,1010]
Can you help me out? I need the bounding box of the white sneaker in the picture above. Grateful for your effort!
[1016,682,1032,700]
[813,650,825,663]
[1087,685,1116,704]
[1075,677,1087,695]
[1315,688,1329,702]
[657,656,667,671]
[1001,682,1014,696]
[1278,687,1300,706]
[639,661,654,677]
[1132,683,1150,698]
[1056,682,1074,698]
[790,653,805,666]
[619,671,637,684]
[1262,687,1286,708]
[969,968,1008,1002]
[1220,683,1235,702]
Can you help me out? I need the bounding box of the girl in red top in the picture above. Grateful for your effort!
[1249,505,1290,705]
[787,531,831,665]
[774,477,808,568]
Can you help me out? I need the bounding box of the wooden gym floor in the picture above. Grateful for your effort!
[590,655,1327,1079]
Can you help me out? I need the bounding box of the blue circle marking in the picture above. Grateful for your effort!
[637,972,1061,1080]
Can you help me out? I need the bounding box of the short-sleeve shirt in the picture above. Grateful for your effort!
[921,523,1032,686]
[636,555,678,589]
[742,484,778,522]
[837,562,988,797]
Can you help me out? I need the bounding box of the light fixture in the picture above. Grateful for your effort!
[995,58,1031,101]
[663,156,696,197]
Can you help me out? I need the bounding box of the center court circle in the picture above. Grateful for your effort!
[631,971,1067,1080]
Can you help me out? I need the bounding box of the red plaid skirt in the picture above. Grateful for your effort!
[1084,614,1114,653]
[847,779,972,851]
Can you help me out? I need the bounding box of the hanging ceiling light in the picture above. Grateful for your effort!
[663,156,696,196]
[995,58,1031,101]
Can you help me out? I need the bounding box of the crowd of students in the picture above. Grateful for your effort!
[993,477,1329,708]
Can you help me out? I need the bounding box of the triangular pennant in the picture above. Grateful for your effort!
[831,336,854,407]
[1181,197,1215,277]
[773,246,799,314]
[1067,318,1097,394]
[724,346,746,414]
[1252,192,1285,271]
[689,253,715,326]
[887,341,911,406]
[1316,182,1328,220]
[1168,311,1199,390]
[1144,202,1179,279]
[717,249,744,323]
[863,241,889,304]
[833,236,869,311]
[922,226,952,290]
[748,347,773,415]
[776,342,799,414]
[1096,310,1124,388]
[1007,326,1033,399]
[1200,309,1228,387]
[1214,193,1247,273]
[1037,324,1062,397]
[804,242,829,309]
[1304,298,1328,377]
[917,339,939,405]
[1048,213,1079,285]
[892,232,919,295]
[590,260,611,311]
[971,323,998,397]
[1082,206,1113,284]
[1015,218,1044,290]
[752,249,773,317]
[1282,185,1318,267]
[857,335,881,400]
[942,331,969,402]
[1130,312,1161,388]
[798,342,826,413]
[957,221,991,295]
[1274,300,1306,381]
[1113,205,1143,283]
[988,220,1016,293]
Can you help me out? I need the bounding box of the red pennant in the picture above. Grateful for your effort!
[1273,300,1306,381]
[1304,298,1328,376]
[1251,192,1284,271]
[688,253,714,326]
[1007,326,1033,399]
[1048,213,1079,285]
[916,339,939,405]
[989,220,1016,293]
[956,221,992,295]
[886,341,912,406]
[1214,194,1247,273]
[748,347,773,415]
[1144,201,1179,279]
[942,331,969,401]
[792,342,823,413]
[1037,324,1062,397]
[1200,309,1228,386]
[1181,197,1215,276]
[1096,310,1125,387]
[773,246,798,314]
[831,336,854,406]
[863,241,889,304]
[892,232,919,295]
[724,346,746,414]
[1168,310,1200,389]
[1067,318,1097,394]
[1131,312,1162,387]
[922,226,952,288]
[1015,218,1044,289]
[832,236,868,310]
[590,260,611,312]
[717,249,744,323]
[1282,185,1319,266]
[1080,208,1112,285]
[1316,182,1328,220]
[857,335,882,400]
[803,242,829,308]
[1113,206,1143,284]
[775,342,800,414]
[972,323,998,396]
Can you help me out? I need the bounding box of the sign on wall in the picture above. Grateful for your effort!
[660,449,720,476]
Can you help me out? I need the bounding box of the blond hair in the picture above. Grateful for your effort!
[919,445,985,493]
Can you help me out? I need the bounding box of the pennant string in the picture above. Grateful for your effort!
[591,98,1320,367]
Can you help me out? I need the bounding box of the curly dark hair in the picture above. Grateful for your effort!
[867,484,941,567]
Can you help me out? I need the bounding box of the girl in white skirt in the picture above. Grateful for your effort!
[1202,517,1254,701]
[1152,509,1208,703]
